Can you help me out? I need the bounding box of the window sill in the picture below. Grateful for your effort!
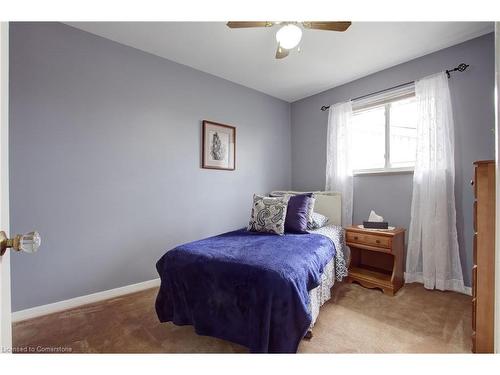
[353,167,414,176]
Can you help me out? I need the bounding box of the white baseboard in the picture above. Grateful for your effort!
[12,278,160,323]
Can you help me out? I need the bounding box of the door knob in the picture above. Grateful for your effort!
[0,230,41,256]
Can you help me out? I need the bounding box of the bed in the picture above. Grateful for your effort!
[155,191,347,353]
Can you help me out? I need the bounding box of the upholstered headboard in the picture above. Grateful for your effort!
[270,191,342,226]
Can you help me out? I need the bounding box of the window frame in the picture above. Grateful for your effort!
[351,87,416,176]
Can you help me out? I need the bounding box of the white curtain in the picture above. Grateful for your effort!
[325,101,353,226]
[405,72,466,294]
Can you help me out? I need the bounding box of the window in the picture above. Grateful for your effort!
[351,93,417,174]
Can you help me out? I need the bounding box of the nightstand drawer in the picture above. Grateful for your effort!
[346,231,391,248]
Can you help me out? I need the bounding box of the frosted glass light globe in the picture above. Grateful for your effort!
[276,24,302,49]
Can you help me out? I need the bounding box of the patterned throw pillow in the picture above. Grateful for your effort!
[307,212,330,230]
[306,196,316,226]
[248,194,290,235]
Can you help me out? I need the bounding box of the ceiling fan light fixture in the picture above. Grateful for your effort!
[275,24,302,50]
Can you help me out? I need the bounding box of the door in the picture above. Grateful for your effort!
[0,21,11,351]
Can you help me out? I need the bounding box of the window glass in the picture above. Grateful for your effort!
[350,93,417,173]
[351,106,386,170]
[390,97,417,168]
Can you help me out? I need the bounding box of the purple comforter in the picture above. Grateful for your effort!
[155,229,335,353]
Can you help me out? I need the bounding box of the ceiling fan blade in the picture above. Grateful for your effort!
[302,21,352,32]
[226,21,274,28]
[275,44,289,59]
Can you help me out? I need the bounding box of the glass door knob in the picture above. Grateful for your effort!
[0,230,41,255]
[17,231,41,253]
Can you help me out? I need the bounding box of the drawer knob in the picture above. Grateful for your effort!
[470,179,474,186]
[376,239,380,244]
[354,236,359,240]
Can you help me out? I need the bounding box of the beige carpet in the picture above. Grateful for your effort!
[13,282,472,353]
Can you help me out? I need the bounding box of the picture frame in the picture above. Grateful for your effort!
[202,120,236,170]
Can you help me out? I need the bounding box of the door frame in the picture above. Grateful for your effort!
[495,22,500,354]
[0,21,11,351]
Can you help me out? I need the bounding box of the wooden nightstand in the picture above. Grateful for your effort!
[345,226,405,296]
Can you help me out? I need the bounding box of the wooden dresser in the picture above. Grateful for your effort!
[345,226,405,296]
[472,160,495,353]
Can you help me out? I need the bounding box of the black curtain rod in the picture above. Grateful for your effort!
[320,63,469,111]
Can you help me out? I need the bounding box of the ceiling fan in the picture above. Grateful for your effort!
[226,21,352,59]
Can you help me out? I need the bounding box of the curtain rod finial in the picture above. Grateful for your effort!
[446,62,469,79]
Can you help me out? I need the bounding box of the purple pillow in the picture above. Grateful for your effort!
[284,193,312,234]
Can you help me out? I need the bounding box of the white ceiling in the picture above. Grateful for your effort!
[65,22,493,102]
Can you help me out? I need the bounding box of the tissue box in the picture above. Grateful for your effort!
[363,221,389,229]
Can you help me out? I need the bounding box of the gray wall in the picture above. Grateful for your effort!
[291,32,496,287]
[9,22,291,311]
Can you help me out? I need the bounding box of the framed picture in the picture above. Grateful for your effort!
[202,120,236,170]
